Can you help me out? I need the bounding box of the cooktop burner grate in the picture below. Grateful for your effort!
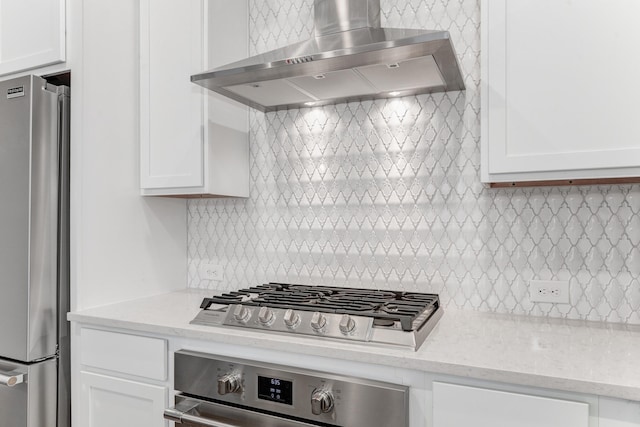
[199,283,440,332]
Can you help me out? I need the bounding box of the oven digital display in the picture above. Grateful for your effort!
[258,376,293,405]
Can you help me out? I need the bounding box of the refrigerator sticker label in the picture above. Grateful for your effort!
[7,86,25,99]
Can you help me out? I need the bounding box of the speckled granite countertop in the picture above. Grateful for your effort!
[68,289,640,401]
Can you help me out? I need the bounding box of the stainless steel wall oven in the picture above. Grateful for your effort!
[165,350,409,427]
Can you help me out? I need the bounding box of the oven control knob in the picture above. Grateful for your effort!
[311,389,334,415]
[258,307,275,326]
[283,309,300,328]
[217,373,242,395]
[339,314,356,334]
[233,305,251,324]
[310,312,327,332]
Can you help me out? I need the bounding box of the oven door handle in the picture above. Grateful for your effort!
[164,407,238,427]
[165,396,317,427]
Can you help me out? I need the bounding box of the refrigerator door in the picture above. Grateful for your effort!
[0,357,57,427]
[0,75,59,362]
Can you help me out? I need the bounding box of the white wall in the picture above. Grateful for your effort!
[69,0,186,310]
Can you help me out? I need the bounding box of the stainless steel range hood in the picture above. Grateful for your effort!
[192,0,465,112]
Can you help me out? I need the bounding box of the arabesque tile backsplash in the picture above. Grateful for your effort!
[188,0,640,324]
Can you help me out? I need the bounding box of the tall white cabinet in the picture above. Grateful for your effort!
[481,0,640,184]
[139,0,249,197]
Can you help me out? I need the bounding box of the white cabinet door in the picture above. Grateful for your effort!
[79,371,167,427]
[433,382,590,427]
[481,0,640,183]
[140,0,249,197]
[600,397,640,427]
[0,0,65,76]
[140,0,205,191]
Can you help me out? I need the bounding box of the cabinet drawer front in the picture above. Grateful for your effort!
[81,328,167,381]
[433,382,589,427]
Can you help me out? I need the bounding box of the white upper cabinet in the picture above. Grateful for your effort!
[0,0,65,76]
[140,0,249,197]
[481,0,640,184]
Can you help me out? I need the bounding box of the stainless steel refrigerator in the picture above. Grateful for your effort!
[0,75,70,427]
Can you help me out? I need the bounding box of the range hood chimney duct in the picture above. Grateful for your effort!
[314,0,381,36]
[192,0,465,112]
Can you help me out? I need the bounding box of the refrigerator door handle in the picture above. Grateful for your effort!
[0,370,26,387]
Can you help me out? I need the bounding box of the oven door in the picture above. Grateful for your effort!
[165,395,321,427]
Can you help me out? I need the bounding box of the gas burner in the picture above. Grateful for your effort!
[192,283,443,350]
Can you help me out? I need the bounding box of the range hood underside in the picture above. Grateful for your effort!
[192,28,465,112]
[225,55,446,110]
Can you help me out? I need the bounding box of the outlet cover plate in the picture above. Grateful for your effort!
[530,280,570,304]
[199,263,223,281]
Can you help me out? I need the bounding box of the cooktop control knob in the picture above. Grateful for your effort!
[339,314,356,334]
[217,373,242,395]
[310,312,327,332]
[283,309,300,328]
[258,307,275,326]
[311,389,334,415]
[233,305,251,324]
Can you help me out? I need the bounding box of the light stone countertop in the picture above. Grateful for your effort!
[68,289,640,401]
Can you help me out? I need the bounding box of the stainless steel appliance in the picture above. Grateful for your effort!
[192,283,443,350]
[0,75,70,427]
[191,0,465,112]
[165,350,409,427]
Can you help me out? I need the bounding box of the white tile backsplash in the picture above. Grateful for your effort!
[188,0,640,324]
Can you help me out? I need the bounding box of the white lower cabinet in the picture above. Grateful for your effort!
[600,397,640,427]
[78,371,167,427]
[71,323,640,427]
[74,327,170,427]
[432,382,590,427]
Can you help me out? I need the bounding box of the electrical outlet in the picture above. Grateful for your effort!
[529,280,570,304]
[199,263,223,281]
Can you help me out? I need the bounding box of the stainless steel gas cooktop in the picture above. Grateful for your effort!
[191,283,443,350]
